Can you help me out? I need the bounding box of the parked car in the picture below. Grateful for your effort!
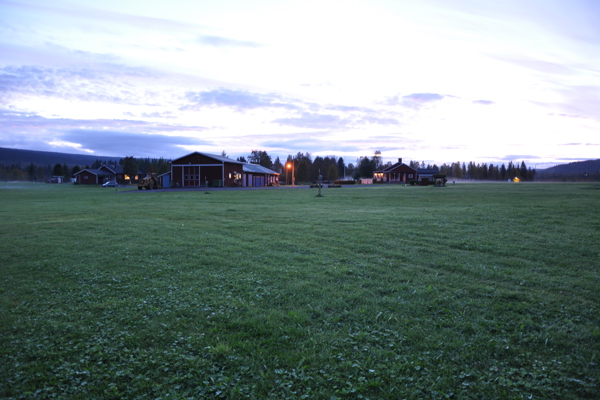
[102,181,119,187]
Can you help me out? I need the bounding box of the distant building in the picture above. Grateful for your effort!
[373,158,417,183]
[163,152,279,188]
[416,167,440,185]
[374,158,439,184]
[73,164,141,185]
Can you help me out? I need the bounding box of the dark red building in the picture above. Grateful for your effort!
[169,152,245,188]
[374,158,418,183]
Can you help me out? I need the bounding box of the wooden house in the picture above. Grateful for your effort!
[373,158,417,183]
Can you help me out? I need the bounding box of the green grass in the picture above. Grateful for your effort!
[1,182,599,399]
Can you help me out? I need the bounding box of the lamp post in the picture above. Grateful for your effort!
[286,161,295,186]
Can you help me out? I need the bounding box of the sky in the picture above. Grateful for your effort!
[1,0,599,169]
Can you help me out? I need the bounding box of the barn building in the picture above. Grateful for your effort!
[164,152,279,188]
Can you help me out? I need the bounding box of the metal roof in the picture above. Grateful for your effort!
[242,163,280,175]
[171,151,245,165]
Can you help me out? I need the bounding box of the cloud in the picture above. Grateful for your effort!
[494,56,576,75]
[0,109,211,157]
[473,100,494,105]
[198,35,261,48]
[325,105,370,112]
[184,89,300,111]
[0,109,203,132]
[403,93,444,102]
[322,105,400,126]
[1,0,204,35]
[0,64,162,105]
[359,116,400,125]
[60,130,212,157]
[560,143,598,146]
[384,93,445,109]
[261,136,363,154]
[555,84,600,121]
[273,112,347,129]
[500,155,541,161]
[548,113,587,119]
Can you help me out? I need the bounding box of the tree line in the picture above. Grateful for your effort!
[241,150,539,183]
[0,156,171,182]
[1,149,568,183]
[438,160,536,181]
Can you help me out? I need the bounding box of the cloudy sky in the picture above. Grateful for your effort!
[1,0,599,168]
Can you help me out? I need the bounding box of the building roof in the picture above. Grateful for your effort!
[242,163,280,175]
[100,164,143,175]
[100,164,124,174]
[416,168,440,175]
[375,162,417,173]
[171,151,245,165]
[73,168,112,176]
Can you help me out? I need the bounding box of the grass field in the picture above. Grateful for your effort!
[1,182,598,399]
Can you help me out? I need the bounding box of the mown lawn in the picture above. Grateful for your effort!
[1,182,598,399]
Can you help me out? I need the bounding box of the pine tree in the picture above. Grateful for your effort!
[27,163,36,181]
[273,156,283,174]
[520,161,528,181]
[123,156,139,182]
[327,164,338,181]
[296,158,311,183]
[52,163,63,177]
[63,163,71,180]
[337,157,345,178]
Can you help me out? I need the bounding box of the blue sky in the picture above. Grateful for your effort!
[1,0,598,168]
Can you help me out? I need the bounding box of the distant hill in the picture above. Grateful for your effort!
[537,159,600,175]
[0,147,120,168]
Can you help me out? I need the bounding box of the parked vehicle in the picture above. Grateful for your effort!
[102,181,118,187]
[138,173,161,190]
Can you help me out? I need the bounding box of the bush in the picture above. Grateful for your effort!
[409,180,418,186]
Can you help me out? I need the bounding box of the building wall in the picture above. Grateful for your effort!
[223,164,240,186]
[76,171,99,184]
[171,163,234,187]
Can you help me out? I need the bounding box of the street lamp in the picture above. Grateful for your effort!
[286,161,295,186]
